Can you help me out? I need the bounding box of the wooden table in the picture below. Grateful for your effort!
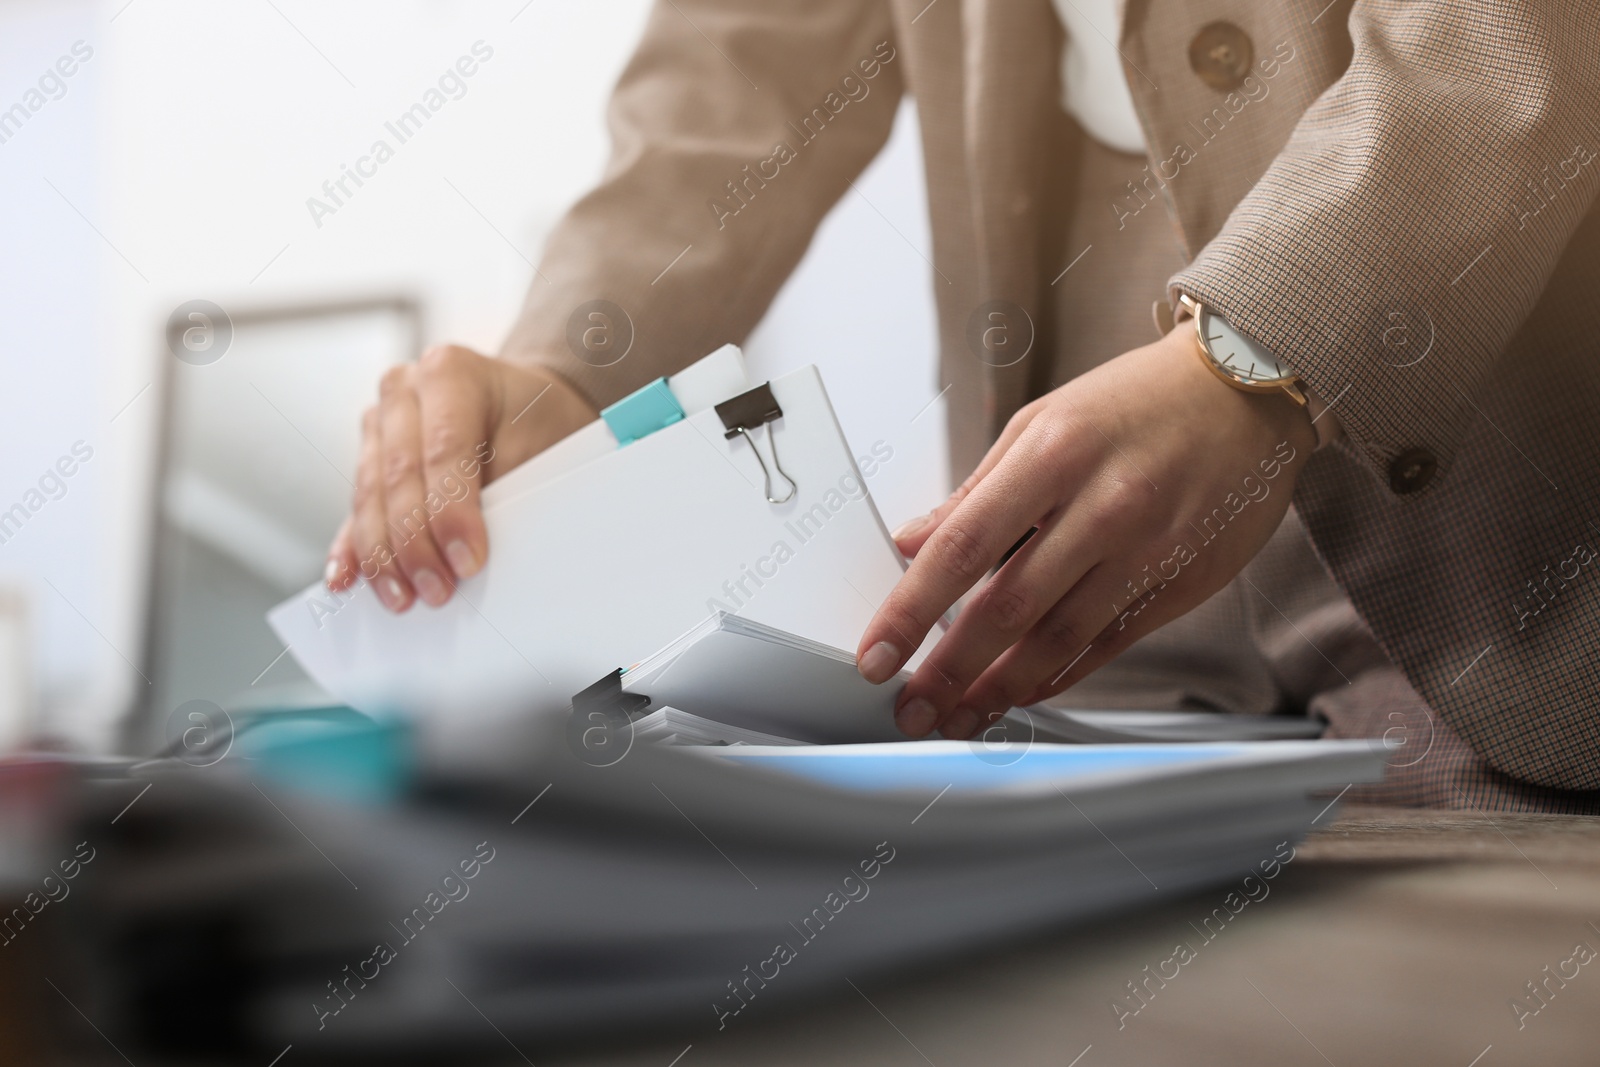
[541,806,1600,1067]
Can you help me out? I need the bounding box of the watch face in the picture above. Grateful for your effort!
[1198,307,1292,384]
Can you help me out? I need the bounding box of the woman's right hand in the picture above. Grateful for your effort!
[325,345,598,612]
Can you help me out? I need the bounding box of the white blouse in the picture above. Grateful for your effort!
[1050,0,1147,154]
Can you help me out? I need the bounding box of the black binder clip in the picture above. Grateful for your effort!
[571,668,651,722]
[715,383,797,504]
[566,668,651,767]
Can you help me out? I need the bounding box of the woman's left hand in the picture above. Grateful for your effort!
[855,324,1318,740]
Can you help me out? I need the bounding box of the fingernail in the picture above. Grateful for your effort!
[891,514,930,541]
[857,641,901,684]
[412,569,449,607]
[895,697,939,738]
[940,709,980,740]
[324,558,341,587]
[378,576,411,612]
[445,540,480,579]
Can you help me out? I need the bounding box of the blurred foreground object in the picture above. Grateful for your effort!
[18,710,1382,1059]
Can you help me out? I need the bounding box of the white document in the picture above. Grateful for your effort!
[620,613,908,744]
[268,362,926,763]
[610,613,1326,749]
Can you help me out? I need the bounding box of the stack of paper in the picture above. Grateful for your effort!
[631,707,808,747]
[267,347,935,767]
[606,612,1325,749]
[57,725,1382,1050]
[616,612,905,743]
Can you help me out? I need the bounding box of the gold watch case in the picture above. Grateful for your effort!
[1177,293,1306,407]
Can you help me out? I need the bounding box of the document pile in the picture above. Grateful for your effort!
[268,345,932,766]
[602,611,1329,751]
[39,715,1384,1052]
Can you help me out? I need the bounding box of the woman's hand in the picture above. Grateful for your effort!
[855,325,1318,739]
[325,346,598,611]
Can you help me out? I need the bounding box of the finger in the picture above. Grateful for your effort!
[892,398,1044,557]
[414,345,495,582]
[1015,567,1201,710]
[352,398,410,613]
[325,515,359,591]
[1015,623,1153,711]
[938,562,1136,736]
[892,497,1100,738]
[379,367,454,608]
[857,423,1075,686]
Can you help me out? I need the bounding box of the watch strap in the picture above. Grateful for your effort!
[1302,384,1343,451]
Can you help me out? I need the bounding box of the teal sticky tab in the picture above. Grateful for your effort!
[601,377,685,446]
[241,710,412,806]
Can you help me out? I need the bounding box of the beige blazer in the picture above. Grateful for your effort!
[508,0,1600,789]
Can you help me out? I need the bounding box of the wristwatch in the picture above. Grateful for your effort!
[1176,292,1307,403]
[1173,292,1339,448]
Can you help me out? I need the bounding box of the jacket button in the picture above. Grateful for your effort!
[1188,22,1254,91]
[1388,448,1438,494]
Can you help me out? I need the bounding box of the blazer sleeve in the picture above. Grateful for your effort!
[1169,0,1600,492]
[501,0,903,408]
